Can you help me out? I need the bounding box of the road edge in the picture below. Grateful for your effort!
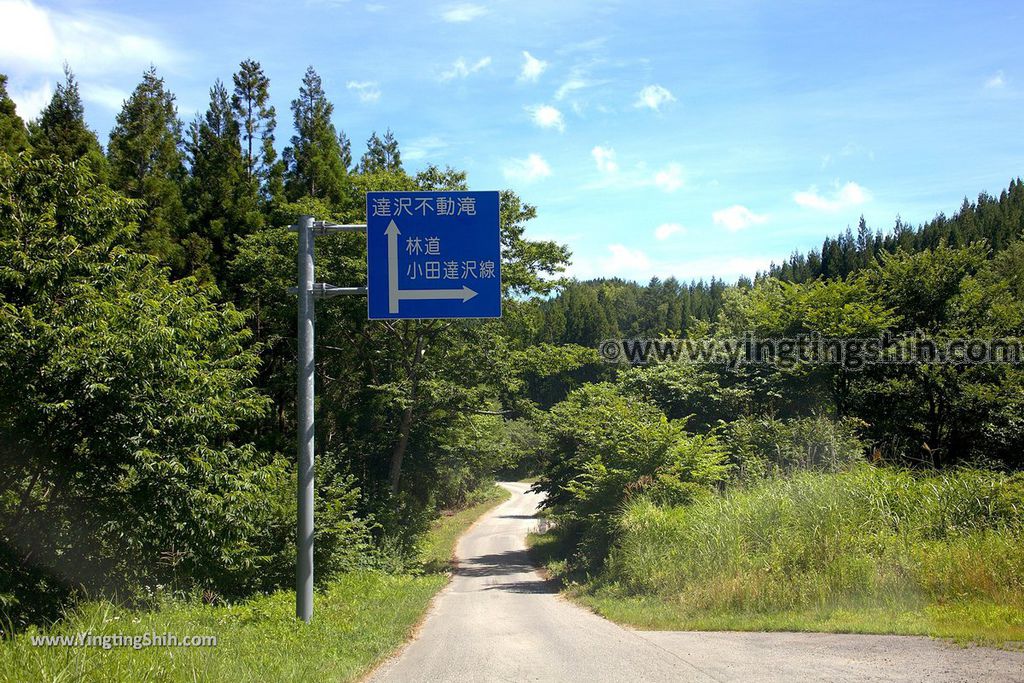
[357,483,514,683]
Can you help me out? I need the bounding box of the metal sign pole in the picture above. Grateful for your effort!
[288,215,368,623]
[296,214,315,623]
[289,198,496,620]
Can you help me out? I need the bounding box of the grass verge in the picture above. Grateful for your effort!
[530,467,1024,647]
[0,484,511,682]
[420,485,511,572]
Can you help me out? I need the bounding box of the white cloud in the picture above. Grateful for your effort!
[605,244,652,273]
[566,247,775,282]
[0,0,178,78]
[503,153,551,183]
[527,104,564,132]
[985,70,1006,89]
[635,84,675,111]
[440,56,491,81]
[404,136,447,161]
[591,146,618,173]
[346,80,381,103]
[555,78,587,100]
[8,80,52,119]
[793,181,871,211]
[365,3,387,11]
[80,83,128,111]
[712,205,768,232]
[519,51,547,82]
[580,157,691,194]
[654,163,684,192]
[441,3,486,22]
[654,223,685,240]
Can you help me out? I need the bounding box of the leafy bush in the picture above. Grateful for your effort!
[535,383,729,567]
[617,362,749,430]
[495,417,548,479]
[720,414,866,481]
[0,155,292,627]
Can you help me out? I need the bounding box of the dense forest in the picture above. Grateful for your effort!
[2,59,1023,639]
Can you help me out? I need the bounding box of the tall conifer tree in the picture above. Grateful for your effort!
[0,74,29,154]
[283,66,347,205]
[108,67,187,270]
[231,59,281,202]
[186,80,261,284]
[28,66,105,178]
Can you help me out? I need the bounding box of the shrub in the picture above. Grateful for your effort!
[535,383,729,567]
[720,414,866,481]
[0,155,289,627]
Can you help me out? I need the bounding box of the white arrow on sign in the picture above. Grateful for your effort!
[386,219,477,313]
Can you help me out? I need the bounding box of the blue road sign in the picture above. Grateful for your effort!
[366,191,501,320]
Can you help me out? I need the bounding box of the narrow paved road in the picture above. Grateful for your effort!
[369,482,1024,682]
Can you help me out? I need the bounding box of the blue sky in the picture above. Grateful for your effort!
[2,0,1022,282]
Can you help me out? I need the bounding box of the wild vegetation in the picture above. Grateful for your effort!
[529,193,1024,641]
[0,62,567,638]
[0,486,509,682]
[1,48,1023,663]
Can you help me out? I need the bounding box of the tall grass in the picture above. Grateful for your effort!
[589,466,1024,641]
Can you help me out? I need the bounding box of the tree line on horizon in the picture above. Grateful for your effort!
[535,183,1024,348]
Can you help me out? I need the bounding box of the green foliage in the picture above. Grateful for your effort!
[359,128,403,173]
[494,417,548,478]
[0,483,508,680]
[718,276,895,338]
[231,58,282,202]
[283,66,351,207]
[617,362,750,430]
[0,74,29,154]
[600,466,1024,638]
[507,342,602,410]
[721,415,867,481]
[414,164,468,191]
[769,181,1024,281]
[26,66,106,179]
[0,155,290,627]
[538,276,729,345]
[536,383,729,567]
[107,67,188,271]
[185,79,264,285]
[855,243,1024,466]
[867,242,988,334]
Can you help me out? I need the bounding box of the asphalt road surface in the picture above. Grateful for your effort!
[368,482,1024,682]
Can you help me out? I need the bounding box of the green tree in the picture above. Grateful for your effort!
[0,154,286,623]
[185,79,262,284]
[231,59,282,201]
[537,382,729,566]
[27,66,106,178]
[283,66,349,206]
[107,67,187,270]
[0,74,29,154]
[339,129,353,173]
[359,128,402,173]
